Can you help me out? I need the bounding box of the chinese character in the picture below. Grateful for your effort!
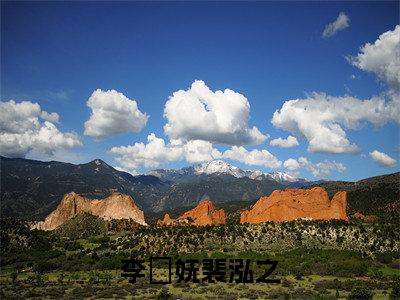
[175,259,200,283]
[202,258,227,283]
[121,259,145,283]
[256,259,281,283]
[228,259,253,283]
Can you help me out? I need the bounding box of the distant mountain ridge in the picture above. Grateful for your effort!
[1,156,285,219]
[0,156,168,219]
[148,160,304,183]
[1,156,398,220]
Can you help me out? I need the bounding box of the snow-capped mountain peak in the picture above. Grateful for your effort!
[265,171,299,182]
[193,160,303,183]
[147,160,305,184]
[194,160,245,178]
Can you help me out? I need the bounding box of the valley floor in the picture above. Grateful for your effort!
[0,265,397,299]
[0,217,399,299]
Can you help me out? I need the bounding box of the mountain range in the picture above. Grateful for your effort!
[148,160,304,183]
[1,156,399,220]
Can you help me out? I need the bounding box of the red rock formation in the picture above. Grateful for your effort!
[33,192,146,230]
[157,199,226,226]
[156,213,174,226]
[352,212,378,222]
[240,187,348,224]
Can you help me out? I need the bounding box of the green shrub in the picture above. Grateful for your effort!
[348,285,373,300]
[34,260,58,274]
[55,213,107,239]
[89,235,110,244]
[63,240,83,251]
[390,277,400,300]
[157,288,172,299]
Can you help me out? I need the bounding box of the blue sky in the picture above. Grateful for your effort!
[1,1,399,181]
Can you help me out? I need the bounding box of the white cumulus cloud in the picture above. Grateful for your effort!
[40,111,59,123]
[270,135,299,148]
[283,158,300,171]
[182,139,222,163]
[271,92,399,154]
[349,25,400,89]
[114,165,138,176]
[322,12,350,38]
[84,89,148,139]
[163,80,267,146]
[109,133,183,170]
[223,146,282,169]
[109,134,221,172]
[0,100,82,158]
[369,150,397,167]
[284,157,346,177]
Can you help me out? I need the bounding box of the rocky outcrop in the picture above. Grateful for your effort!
[156,213,175,226]
[352,212,378,222]
[157,199,226,226]
[33,192,146,230]
[240,187,348,224]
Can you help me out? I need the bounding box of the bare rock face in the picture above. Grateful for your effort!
[157,199,226,226]
[240,187,348,224]
[33,192,146,230]
[156,213,174,226]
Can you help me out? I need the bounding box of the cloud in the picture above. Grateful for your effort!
[46,90,70,102]
[284,157,346,177]
[0,100,82,158]
[109,133,221,172]
[109,133,183,170]
[271,92,399,154]
[41,111,59,123]
[0,100,43,134]
[163,80,267,146]
[369,150,397,167]
[110,133,281,172]
[283,158,300,171]
[223,146,282,169]
[24,149,87,165]
[84,89,148,139]
[182,139,222,163]
[270,135,299,148]
[349,25,400,89]
[322,12,350,38]
[114,165,138,176]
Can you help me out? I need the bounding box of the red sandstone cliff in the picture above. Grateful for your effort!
[157,199,226,226]
[240,187,348,224]
[33,192,146,230]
